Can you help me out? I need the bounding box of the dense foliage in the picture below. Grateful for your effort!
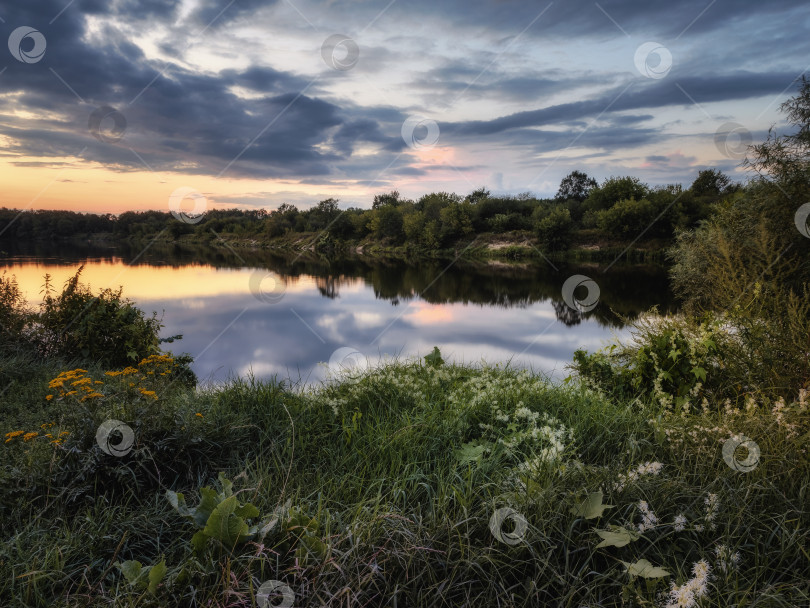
[0,167,732,254]
[0,267,191,371]
[573,78,810,405]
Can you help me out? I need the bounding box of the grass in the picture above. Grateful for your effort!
[1,353,808,607]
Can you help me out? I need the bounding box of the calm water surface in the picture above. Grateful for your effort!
[0,241,677,385]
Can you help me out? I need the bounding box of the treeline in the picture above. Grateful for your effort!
[0,169,737,250]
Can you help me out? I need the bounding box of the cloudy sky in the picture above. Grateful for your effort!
[1,0,808,213]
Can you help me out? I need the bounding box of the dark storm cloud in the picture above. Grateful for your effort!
[0,0,808,189]
[412,62,616,104]
[376,0,809,40]
[443,71,802,137]
[0,0,402,178]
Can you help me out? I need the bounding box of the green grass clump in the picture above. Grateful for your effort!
[1,353,808,607]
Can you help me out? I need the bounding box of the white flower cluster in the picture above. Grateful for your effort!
[612,461,664,492]
[713,544,741,573]
[637,500,658,532]
[673,513,687,532]
[704,493,719,531]
[663,559,711,608]
[443,367,573,462]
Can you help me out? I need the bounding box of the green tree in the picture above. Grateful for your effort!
[595,198,656,240]
[556,170,598,203]
[370,206,404,242]
[689,169,734,198]
[583,176,648,214]
[439,201,474,242]
[372,190,401,209]
[466,187,490,205]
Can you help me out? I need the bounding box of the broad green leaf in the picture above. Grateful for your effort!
[595,526,640,548]
[203,496,251,549]
[166,491,192,520]
[234,502,260,520]
[119,560,144,585]
[147,559,167,594]
[570,491,613,519]
[286,510,318,535]
[621,559,670,579]
[691,366,707,381]
[194,487,222,527]
[190,530,208,554]
[295,534,328,565]
[166,486,223,529]
[455,442,487,464]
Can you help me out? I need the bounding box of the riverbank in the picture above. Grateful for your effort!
[63,228,672,265]
[2,351,808,607]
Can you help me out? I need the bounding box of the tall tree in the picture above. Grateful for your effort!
[556,171,597,202]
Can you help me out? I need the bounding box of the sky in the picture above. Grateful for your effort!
[1,0,809,214]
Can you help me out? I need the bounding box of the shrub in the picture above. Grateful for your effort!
[34,267,164,368]
[536,206,573,250]
[582,176,649,214]
[0,272,30,349]
[572,314,724,408]
[594,198,656,240]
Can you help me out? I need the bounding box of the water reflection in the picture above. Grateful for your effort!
[0,240,678,384]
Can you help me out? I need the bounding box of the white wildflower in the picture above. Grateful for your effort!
[637,500,658,532]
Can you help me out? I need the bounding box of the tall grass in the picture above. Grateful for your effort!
[1,354,808,607]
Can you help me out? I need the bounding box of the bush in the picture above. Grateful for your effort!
[536,206,573,250]
[582,176,649,214]
[594,198,656,240]
[0,272,30,349]
[572,315,724,408]
[33,267,164,368]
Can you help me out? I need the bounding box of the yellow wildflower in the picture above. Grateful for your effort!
[65,391,77,396]
[5,430,24,441]
[23,432,38,442]
[46,394,54,401]
[195,413,203,418]
[71,378,92,386]
[94,380,104,385]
